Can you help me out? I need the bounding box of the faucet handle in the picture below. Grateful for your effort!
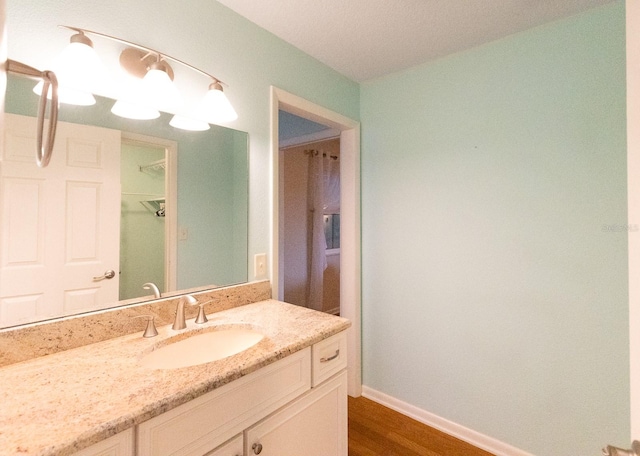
[195,303,208,324]
[133,315,159,338]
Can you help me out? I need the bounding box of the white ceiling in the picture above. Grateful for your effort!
[216,0,615,82]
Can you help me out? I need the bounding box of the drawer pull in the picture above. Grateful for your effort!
[252,442,263,454]
[320,349,340,363]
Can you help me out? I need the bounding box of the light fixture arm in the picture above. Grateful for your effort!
[58,25,227,87]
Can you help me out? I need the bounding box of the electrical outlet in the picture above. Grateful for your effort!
[254,253,267,278]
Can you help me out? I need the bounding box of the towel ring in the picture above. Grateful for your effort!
[6,60,59,168]
[35,70,58,168]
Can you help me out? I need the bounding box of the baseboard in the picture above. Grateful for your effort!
[361,386,533,456]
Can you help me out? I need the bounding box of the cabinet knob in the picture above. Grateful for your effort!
[252,442,263,454]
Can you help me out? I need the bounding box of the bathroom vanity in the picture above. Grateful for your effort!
[0,299,350,456]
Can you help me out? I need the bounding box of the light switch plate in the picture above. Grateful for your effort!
[254,253,267,278]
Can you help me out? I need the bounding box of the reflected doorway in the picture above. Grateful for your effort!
[119,133,177,301]
[119,141,166,301]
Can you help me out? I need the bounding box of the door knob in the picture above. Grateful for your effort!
[252,443,263,454]
[93,270,116,281]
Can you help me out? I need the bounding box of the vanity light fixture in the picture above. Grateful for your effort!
[117,50,182,116]
[50,26,237,129]
[33,28,106,106]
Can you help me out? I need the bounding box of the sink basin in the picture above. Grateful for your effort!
[139,328,264,369]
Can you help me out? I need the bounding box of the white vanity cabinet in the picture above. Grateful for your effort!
[244,371,347,455]
[72,428,134,456]
[203,435,243,456]
[136,331,348,456]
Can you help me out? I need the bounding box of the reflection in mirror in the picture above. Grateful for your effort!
[119,138,168,301]
[0,74,249,329]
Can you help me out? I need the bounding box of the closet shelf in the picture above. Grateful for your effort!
[139,159,166,176]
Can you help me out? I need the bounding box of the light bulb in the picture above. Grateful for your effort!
[32,32,108,106]
[140,62,182,114]
[111,100,160,120]
[170,114,210,131]
[111,72,161,120]
[198,82,238,124]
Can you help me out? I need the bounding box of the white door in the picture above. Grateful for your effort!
[0,113,121,326]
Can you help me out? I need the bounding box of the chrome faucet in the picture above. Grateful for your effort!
[172,294,198,330]
[142,282,161,299]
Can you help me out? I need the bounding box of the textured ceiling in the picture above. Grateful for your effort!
[216,0,615,82]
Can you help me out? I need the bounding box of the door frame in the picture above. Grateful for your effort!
[626,0,640,440]
[270,86,362,396]
[121,132,178,293]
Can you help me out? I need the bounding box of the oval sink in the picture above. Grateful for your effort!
[139,328,264,369]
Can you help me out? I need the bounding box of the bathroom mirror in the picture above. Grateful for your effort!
[0,74,249,329]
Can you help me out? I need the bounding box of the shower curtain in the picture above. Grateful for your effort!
[306,150,327,311]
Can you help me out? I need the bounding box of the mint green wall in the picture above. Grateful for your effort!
[176,125,242,288]
[6,0,360,279]
[232,130,250,281]
[360,3,628,455]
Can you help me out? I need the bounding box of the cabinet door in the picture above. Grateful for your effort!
[203,434,242,456]
[138,348,311,456]
[245,371,347,456]
[72,429,134,456]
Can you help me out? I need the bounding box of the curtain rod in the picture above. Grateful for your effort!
[304,149,338,160]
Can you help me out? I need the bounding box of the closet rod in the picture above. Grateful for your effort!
[304,149,338,160]
[121,192,164,197]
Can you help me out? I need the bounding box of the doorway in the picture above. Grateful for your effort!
[270,87,362,396]
[280,128,341,314]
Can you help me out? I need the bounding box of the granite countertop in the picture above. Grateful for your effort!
[0,300,350,456]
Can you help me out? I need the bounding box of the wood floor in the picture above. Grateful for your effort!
[348,396,495,456]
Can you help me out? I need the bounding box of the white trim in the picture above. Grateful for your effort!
[362,386,534,456]
[121,132,178,293]
[627,0,640,440]
[338,126,362,398]
[270,86,362,397]
[279,128,341,149]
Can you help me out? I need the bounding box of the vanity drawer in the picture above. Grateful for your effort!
[137,348,311,456]
[311,331,347,387]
